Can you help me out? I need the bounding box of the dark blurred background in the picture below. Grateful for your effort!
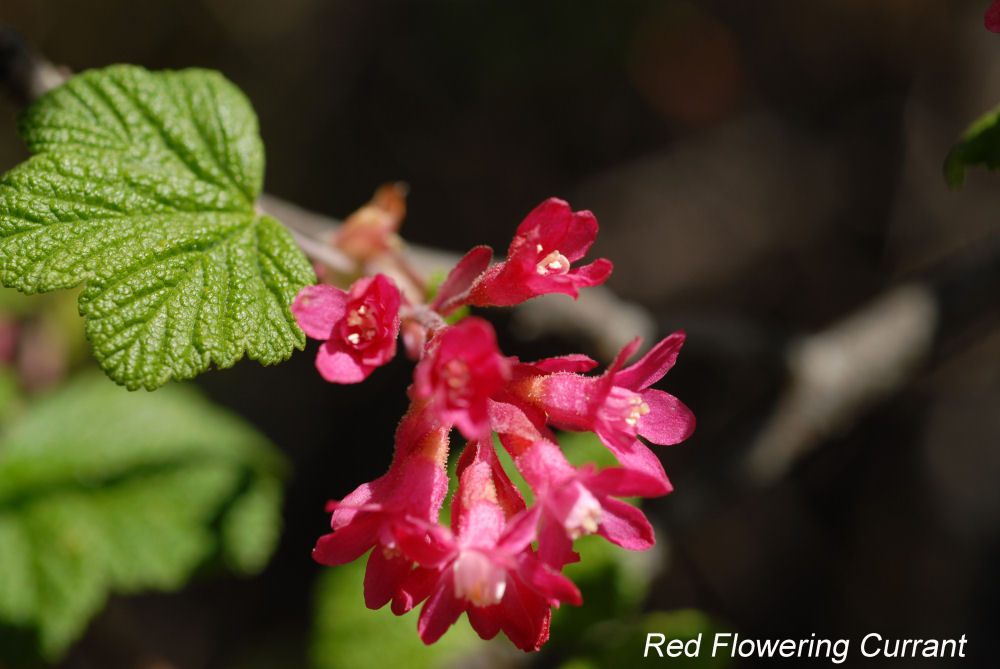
[1,1,998,667]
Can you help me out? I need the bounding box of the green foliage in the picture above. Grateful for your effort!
[545,536,729,668]
[310,558,481,669]
[944,101,1000,187]
[0,65,315,389]
[0,373,287,662]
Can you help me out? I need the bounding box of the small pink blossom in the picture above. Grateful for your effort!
[514,333,695,493]
[292,274,401,383]
[465,198,613,307]
[413,317,510,439]
[394,441,580,650]
[490,401,664,567]
[313,404,450,609]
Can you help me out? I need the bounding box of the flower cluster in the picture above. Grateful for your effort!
[293,197,695,651]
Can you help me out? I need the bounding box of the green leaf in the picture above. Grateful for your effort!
[310,559,481,669]
[0,373,287,662]
[944,101,1000,187]
[0,65,315,389]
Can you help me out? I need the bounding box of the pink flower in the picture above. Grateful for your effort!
[519,333,695,493]
[394,441,580,651]
[524,439,664,567]
[490,401,664,567]
[413,317,510,439]
[988,1,1000,32]
[464,198,613,307]
[313,404,450,609]
[292,274,401,383]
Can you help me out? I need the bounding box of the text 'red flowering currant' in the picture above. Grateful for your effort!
[292,197,695,651]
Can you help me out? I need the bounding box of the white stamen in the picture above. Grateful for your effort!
[453,550,506,606]
[344,306,378,347]
[565,487,603,539]
[624,397,650,427]
[536,250,570,276]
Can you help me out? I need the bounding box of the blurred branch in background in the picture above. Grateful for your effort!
[742,235,999,488]
[743,283,939,486]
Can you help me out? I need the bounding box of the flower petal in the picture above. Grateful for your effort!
[614,331,686,390]
[292,284,347,339]
[558,208,600,262]
[567,257,613,286]
[393,566,440,615]
[312,513,382,565]
[396,523,454,568]
[497,576,552,651]
[467,604,502,640]
[523,354,598,374]
[585,465,672,499]
[417,578,465,645]
[316,340,370,384]
[595,427,671,493]
[536,512,579,568]
[516,554,582,606]
[477,438,528,518]
[515,198,597,262]
[639,389,696,445]
[363,549,412,609]
[431,245,493,315]
[596,497,654,551]
[497,506,541,555]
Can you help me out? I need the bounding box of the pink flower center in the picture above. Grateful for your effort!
[553,482,603,539]
[442,358,472,407]
[600,387,650,434]
[453,549,506,606]
[343,304,378,348]
[624,396,650,427]
[535,244,570,276]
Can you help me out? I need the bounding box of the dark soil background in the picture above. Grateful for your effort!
[1,1,998,667]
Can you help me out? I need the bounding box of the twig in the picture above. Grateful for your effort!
[741,233,1000,487]
[742,283,939,486]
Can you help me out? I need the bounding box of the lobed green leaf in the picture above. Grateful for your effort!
[0,65,315,389]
